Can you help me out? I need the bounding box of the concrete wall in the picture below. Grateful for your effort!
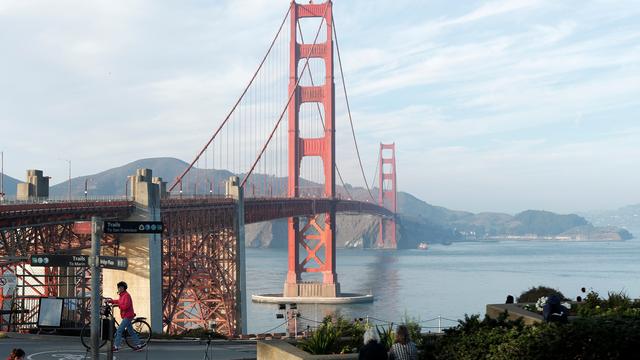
[257,340,358,360]
[485,303,543,325]
[284,282,339,298]
[16,183,33,201]
[103,169,163,333]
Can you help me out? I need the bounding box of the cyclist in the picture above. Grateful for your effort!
[107,281,144,352]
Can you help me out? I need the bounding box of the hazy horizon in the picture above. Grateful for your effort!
[1,0,639,214]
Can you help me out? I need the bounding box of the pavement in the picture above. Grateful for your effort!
[0,333,257,360]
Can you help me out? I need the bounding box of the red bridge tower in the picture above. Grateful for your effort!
[377,143,398,248]
[284,1,339,297]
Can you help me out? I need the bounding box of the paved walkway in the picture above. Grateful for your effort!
[0,333,256,360]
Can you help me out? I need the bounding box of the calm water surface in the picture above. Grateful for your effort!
[246,239,640,333]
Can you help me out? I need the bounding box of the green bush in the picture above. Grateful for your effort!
[376,323,395,351]
[517,285,566,303]
[336,316,366,354]
[299,317,341,355]
[421,312,640,360]
[403,313,424,347]
[298,315,367,355]
[577,290,640,317]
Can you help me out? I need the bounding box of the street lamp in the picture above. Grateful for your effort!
[84,178,92,200]
[276,303,300,338]
[0,150,4,201]
[57,158,72,201]
[66,160,71,201]
[206,178,213,196]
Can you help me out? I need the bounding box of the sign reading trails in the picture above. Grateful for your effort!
[29,254,128,270]
[103,221,164,234]
[30,255,89,267]
[97,256,128,270]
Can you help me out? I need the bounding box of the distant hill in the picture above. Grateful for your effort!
[511,210,588,236]
[49,158,234,197]
[391,193,631,242]
[580,204,640,238]
[4,157,632,246]
[0,173,20,196]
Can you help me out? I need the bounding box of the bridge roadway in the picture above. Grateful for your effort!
[0,196,391,336]
[0,197,392,258]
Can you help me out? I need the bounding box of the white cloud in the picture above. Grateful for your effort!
[1,0,639,213]
[451,0,543,25]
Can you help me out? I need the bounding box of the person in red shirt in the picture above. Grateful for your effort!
[107,281,143,352]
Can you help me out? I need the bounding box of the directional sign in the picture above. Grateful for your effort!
[30,255,89,267]
[103,221,164,234]
[97,256,128,270]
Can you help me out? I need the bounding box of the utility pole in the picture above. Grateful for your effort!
[90,216,103,360]
[1,151,4,201]
[67,160,71,201]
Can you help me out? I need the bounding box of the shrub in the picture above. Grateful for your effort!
[336,316,366,354]
[299,317,341,355]
[422,312,640,359]
[177,327,226,339]
[577,290,640,317]
[299,315,367,355]
[402,313,424,347]
[517,285,566,303]
[375,323,395,351]
[430,313,524,360]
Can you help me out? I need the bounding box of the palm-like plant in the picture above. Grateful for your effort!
[299,318,341,355]
[376,323,395,351]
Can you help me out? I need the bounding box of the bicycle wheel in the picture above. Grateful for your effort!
[125,319,151,349]
[80,322,108,349]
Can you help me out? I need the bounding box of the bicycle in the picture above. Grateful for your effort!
[80,298,151,350]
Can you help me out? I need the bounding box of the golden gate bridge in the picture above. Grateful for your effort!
[0,1,398,337]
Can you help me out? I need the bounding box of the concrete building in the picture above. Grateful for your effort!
[16,169,50,200]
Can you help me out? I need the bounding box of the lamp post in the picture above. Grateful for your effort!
[64,159,71,201]
[0,151,4,201]
[84,178,92,200]
[206,178,213,196]
[276,303,300,338]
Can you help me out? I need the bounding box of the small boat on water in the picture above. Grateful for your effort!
[417,242,429,250]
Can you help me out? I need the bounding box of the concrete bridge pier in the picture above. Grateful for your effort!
[226,176,247,334]
[102,169,166,334]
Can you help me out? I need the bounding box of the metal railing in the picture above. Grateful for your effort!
[0,195,130,206]
[1,296,91,332]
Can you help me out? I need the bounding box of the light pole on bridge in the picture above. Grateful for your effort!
[62,159,71,201]
[84,178,93,200]
[0,150,4,201]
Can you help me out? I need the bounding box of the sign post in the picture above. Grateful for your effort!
[90,216,103,360]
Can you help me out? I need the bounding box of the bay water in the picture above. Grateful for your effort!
[246,239,640,333]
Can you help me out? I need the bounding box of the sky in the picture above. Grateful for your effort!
[1,0,639,214]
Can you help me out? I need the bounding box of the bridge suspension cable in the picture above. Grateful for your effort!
[240,3,330,188]
[169,5,292,192]
[172,2,379,203]
[333,18,376,203]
